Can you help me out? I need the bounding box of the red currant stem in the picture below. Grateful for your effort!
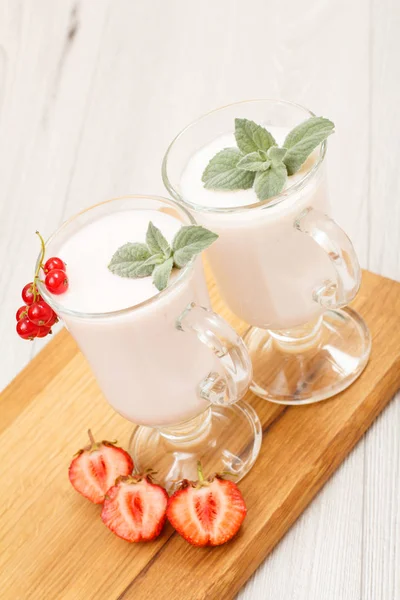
[33,231,46,301]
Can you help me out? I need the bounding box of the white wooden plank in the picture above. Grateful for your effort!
[0,0,110,388]
[58,0,284,216]
[368,0,400,282]
[362,0,400,598]
[363,396,400,600]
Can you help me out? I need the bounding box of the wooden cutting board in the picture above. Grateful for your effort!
[1,269,400,600]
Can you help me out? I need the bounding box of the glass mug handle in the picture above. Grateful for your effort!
[294,207,361,309]
[176,302,252,406]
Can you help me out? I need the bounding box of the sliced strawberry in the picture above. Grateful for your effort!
[167,465,246,546]
[68,430,133,504]
[101,474,168,542]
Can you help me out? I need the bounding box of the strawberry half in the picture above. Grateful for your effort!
[167,464,247,546]
[68,430,134,504]
[101,474,168,542]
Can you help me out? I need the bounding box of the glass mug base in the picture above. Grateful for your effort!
[244,308,371,405]
[129,401,262,491]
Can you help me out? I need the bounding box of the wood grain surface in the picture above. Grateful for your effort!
[0,269,399,600]
[0,1,399,598]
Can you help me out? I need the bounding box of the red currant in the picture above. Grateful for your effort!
[43,256,66,274]
[22,283,41,305]
[16,306,28,321]
[16,317,39,340]
[17,233,67,341]
[27,300,54,326]
[36,324,52,338]
[45,270,69,295]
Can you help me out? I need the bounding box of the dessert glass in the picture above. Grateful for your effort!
[38,196,261,488]
[162,100,371,405]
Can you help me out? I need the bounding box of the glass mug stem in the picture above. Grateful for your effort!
[176,302,253,406]
[156,408,213,445]
[267,315,323,352]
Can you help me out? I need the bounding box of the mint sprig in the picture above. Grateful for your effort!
[108,222,218,291]
[201,116,334,201]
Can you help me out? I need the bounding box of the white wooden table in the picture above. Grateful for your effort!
[0,1,399,598]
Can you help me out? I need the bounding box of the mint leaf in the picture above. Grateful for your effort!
[172,225,219,268]
[254,162,287,201]
[146,222,171,258]
[202,148,255,190]
[235,118,276,154]
[237,152,271,172]
[201,115,335,201]
[283,116,334,175]
[267,146,287,164]
[135,254,165,277]
[283,116,334,148]
[108,243,152,278]
[152,257,174,291]
[109,223,218,289]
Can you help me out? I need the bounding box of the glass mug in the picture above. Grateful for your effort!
[162,100,371,405]
[38,196,261,487]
